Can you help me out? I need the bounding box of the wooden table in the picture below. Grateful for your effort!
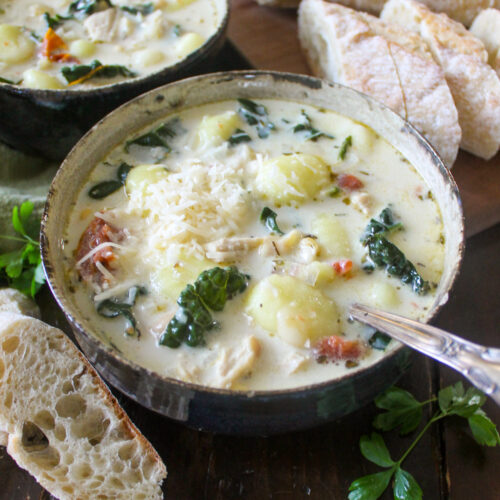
[2,2,500,497]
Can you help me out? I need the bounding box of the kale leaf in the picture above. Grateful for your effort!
[228,128,252,146]
[260,207,284,235]
[61,60,137,84]
[160,266,250,348]
[88,162,132,199]
[237,98,276,139]
[125,118,182,152]
[338,135,352,160]
[361,207,403,244]
[292,110,334,142]
[120,3,154,15]
[69,0,113,16]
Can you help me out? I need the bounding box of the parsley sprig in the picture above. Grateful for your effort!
[0,201,45,298]
[349,383,499,500]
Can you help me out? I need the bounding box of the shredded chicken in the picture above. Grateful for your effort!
[204,237,266,262]
[84,9,118,42]
[351,191,373,215]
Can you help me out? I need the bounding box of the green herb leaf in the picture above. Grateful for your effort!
[368,331,392,351]
[360,433,395,467]
[361,207,403,245]
[373,387,423,435]
[438,382,485,417]
[468,411,500,447]
[117,162,132,183]
[0,76,17,84]
[237,98,276,139]
[348,469,394,500]
[88,180,123,199]
[120,3,154,15]
[69,0,112,16]
[393,468,423,500]
[125,118,181,152]
[61,60,137,84]
[292,110,334,142]
[260,207,284,235]
[339,135,352,160]
[43,11,74,29]
[160,266,250,348]
[327,186,342,198]
[228,128,252,145]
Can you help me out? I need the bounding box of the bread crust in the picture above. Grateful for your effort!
[470,8,500,77]
[0,312,166,499]
[298,0,461,166]
[382,0,500,159]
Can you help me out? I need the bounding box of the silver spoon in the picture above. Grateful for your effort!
[350,303,500,405]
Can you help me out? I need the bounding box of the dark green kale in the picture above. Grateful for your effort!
[338,135,352,160]
[125,118,182,152]
[120,3,154,15]
[292,110,334,142]
[96,285,147,337]
[69,0,113,16]
[361,207,403,244]
[43,12,74,29]
[88,162,132,199]
[237,98,276,139]
[365,235,430,295]
[369,331,392,350]
[159,266,250,348]
[228,128,252,145]
[260,207,284,235]
[61,60,137,84]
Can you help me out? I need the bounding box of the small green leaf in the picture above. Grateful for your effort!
[5,250,24,278]
[360,433,395,468]
[369,331,392,351]
[19,201,35,225]
[339,135,352,160]
[348,468,395,500]
[393,468,423,500]
[375,387,420,411]
[468,412,500,447]
[12,205,26,236]
[260,207,284,235]
[439,382,485,416]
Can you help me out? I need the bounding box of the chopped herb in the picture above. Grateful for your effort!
[61,59,137,84]
[237,98,276,139]
[43,11,74,29]
[0,202,46,298]
[125,118,181,152]
[338,135,352,160]
[26,28,42,42]
[160,266,250,348]
[260,207,284,235]
[120,3,154,15]
[438,233,445,245]
[327,186,342,198]
[361,206,403,245]
[228,128,252,145]
[349,383,499,500]
[369,331,392,350]
[87,162,132,199]
[173,24,181,36]
[292,110,334,142]
[0,76,17,85]
[96,286,147,338]
[69,0,113,16]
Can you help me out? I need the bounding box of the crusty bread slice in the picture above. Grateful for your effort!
[298,0,461,166]
[0,288,40,318]
[470,8,500,77]
[382,0,500,160]
[0,312,166,499]
[324,1,500,26]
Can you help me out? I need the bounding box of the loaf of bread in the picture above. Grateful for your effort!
[325,1,500,26]
[470,8,500,77]
[298,0,461,166]
[0,311,166,499]
[0,288,40,317]
[382,0,500,160]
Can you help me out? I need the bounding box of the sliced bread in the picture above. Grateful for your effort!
[325,1,500,26]
[298,0,461,166]
[0,288,40,318]
[382,0,500,160]
[470,8,500,77]
[0,312,166,499]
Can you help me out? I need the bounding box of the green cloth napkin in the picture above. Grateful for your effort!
[0,142,59,251]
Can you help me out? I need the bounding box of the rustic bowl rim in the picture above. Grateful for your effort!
[41,69,465,400]
[0,0,230,96]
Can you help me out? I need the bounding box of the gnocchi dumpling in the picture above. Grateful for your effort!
[176,32,205,60]
[196,111,242,147]
[245,275,339,347]
[152,253,213,300]
[311,214,351,258]
[125,164,169,194]
[161,0,197,11]
[69,39,96,58]
[22,69,64,90]
[349,123,377,155]
[132,49,165,68]
[370,282,400,308]
[0,25,36,64]
[255,153,330,205]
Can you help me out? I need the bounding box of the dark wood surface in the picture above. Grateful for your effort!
[2,223,499,500]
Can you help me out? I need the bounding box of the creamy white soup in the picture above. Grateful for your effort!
[0,0,223,88]
[64,99,445,390]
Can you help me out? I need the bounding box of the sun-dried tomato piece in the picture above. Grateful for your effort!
[314,335,362,363]
[332,259,353,275]
[337,174,364,190]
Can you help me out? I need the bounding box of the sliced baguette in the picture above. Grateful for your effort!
[0,312,166,499]
[382,0,500,160]
[325,1,500,26]
[298,0,461,166]
[470,8,500,77]
[0,288,40,318]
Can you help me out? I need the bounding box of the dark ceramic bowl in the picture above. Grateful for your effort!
[0,0,228,161]
[41,71,464,435]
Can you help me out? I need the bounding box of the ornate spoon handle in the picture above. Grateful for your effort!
[350,303,500,405]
